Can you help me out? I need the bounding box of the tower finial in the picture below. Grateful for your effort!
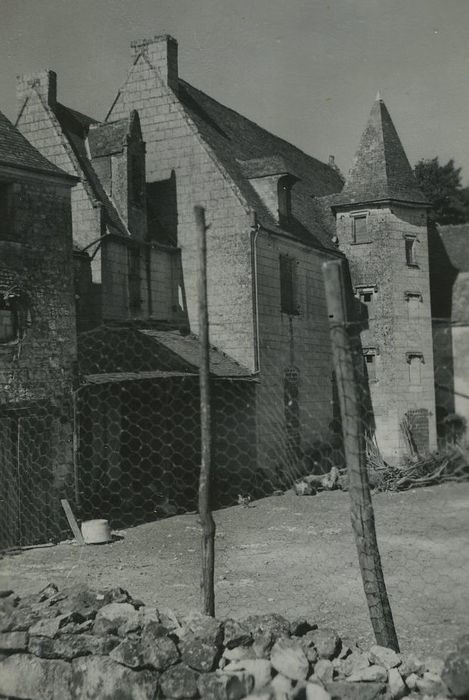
[375,90,382,102]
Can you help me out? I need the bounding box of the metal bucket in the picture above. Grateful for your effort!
[81,519,112,544]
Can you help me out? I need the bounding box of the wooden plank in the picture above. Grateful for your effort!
[195,205,216,617]
[323,259,399,652]
[60,499,85,545]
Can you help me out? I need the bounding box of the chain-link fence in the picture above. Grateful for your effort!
[1,258,468,657]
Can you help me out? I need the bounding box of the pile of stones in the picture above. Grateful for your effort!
[0,584,468,699]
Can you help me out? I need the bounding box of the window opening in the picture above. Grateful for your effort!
[407,352,424,385]
[352,214,370,243]
[405,237,417,266]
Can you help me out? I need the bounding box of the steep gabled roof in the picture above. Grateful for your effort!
[0,110,72,179]
[177,80,344,251]
[335,96,428,207]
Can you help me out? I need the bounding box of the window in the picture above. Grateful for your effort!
[130,154,144,207]
[405,291,422,318]
[279,254,299,315]
[363,348,377,382]
[128,248,141,313]
[407,352,424,385]
[355,285,377,304]
[405,237,418,266]
[0,298,18,344]
[352,214,370,243]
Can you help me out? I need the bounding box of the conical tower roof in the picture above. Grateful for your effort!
[335,96,428,207]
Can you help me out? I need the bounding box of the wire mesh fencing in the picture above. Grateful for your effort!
[1,266,469,657]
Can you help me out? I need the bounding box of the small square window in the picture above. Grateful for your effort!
[352,214,370,243]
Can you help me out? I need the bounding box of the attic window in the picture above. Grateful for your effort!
[352,213,370,244]
[279,254,299,315]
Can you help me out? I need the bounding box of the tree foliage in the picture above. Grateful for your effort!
[414,157,469,225]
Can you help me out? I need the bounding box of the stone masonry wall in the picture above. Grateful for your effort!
[255,231,336,478]
[16,82,103,285]
[337,205,437,463]
[106,45,256,371]
[0,177,76,401]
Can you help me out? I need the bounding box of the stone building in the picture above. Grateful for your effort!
[0,111,77,546]
[430,223,469,445]
[13,34,443,492]
[332,96,437,460]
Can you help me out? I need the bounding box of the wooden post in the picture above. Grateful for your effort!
[323,259,399,651]
[195,205,216,617]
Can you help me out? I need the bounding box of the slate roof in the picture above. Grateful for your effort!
[334,97,428,207]
[177,79,344,251]
[437,224,469,272]
[78,325,254,379]
[52,103,128,236]
[88,117,131,158]
[0,110,72,179]
[139,329,253,377]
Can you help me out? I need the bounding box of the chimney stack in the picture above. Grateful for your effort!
[16,70,57,109]
[131,35,178,94]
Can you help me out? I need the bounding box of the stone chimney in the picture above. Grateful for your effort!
[16,70,57,108]
[131,35,178,94]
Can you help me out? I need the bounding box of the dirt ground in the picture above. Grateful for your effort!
[1,482,468,659]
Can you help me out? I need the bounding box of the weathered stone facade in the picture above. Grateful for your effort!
[333,97,437,462]
[0,111,77,546]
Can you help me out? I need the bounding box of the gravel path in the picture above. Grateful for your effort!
[1,482,468,658]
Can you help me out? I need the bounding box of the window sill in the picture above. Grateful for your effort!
[406,263,420,269]
[351,240,373,245]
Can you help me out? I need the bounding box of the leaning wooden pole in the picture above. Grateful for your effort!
[195,205,216,617]
[323,259,399,651]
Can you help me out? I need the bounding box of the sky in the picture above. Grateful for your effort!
[1,0,468,183]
